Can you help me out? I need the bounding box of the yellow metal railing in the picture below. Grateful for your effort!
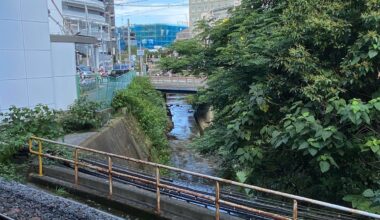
[29,136,380,220]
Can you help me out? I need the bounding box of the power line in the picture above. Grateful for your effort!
[115,3,188,7]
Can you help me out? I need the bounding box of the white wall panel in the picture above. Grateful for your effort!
[0,79,28,111]
[27,78,55,106]
[0,0,78,113]
[25,50,52,78]
[0,0,21,20]
[0,50,26,80]
[51,42,77,110]
[51,42,76,77]
[22,21,50,50]
[0,20,23,50]
[21,0,48,22]
[54,76,77,110]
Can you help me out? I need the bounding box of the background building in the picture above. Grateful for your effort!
[176,29,191,41]
[118,24,187,50]
[0,0,77,112]
[48,0,116,67]
[189,0,241,34]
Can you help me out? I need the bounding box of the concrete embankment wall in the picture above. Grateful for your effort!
[194,104,214,134]
[79,111,153,171]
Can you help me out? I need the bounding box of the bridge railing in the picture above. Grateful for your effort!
[28,136,380,220]
[149,76,207,86]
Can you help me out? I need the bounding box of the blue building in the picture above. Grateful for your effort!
[117,24,188,50]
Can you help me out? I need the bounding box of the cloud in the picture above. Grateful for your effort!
[115,0,189,26]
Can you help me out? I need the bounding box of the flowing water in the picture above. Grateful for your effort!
[166,93,218,182]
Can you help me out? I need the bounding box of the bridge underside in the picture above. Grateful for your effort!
[154,87,198,93]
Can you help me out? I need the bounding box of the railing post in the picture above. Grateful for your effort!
[74,149,79,185]
[38,140,43,176]
[28,138,33,152]
[293,200,298,220]
[215,181,220,220]
[156,166,161,215]
[108,156,113,197]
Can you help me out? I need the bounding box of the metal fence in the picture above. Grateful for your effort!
[76,72,136,108]
[29,136,380,220]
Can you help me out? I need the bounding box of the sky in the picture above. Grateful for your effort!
[114,0,189,27]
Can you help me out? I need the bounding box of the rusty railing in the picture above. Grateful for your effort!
[149,76,206,86]
[29,136,380,220]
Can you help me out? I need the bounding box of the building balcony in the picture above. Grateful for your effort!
[63,10,106,24]
[63,0,105,11]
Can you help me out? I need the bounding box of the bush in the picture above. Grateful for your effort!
[112,77,170,164]
[0,105,63,162]
[61,97,101,132]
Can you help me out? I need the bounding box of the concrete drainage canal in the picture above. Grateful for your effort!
[27,93,221,220]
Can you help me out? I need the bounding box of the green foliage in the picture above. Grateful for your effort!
[158,39,207,74]
[0,105,63,162]
[55,186,69,197]
[61,97,101,132]
[188,0,380,211]
[343,188,380,214]
[112,77,170,164]
[0,162,26,182]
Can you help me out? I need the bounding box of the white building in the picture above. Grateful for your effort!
[48,0,115,67]
[0,0,78,112]
[189,0,241,35]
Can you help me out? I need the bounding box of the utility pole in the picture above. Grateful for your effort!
[140,43,144,75]
[127,19,131,68]
[118,32,121,63]
[83,0,89,35]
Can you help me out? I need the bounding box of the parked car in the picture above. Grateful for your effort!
[113,64,129,73]
[77,65,93,79]
[109,64,130,77]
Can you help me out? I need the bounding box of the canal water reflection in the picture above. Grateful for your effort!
[166,93,218,180]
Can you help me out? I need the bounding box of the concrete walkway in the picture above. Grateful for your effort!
[58,132,98,146]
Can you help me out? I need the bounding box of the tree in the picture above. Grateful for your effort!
[158,39,207,75]
[190,0,380,212]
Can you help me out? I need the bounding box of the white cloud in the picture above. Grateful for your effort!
[115,0,188,26]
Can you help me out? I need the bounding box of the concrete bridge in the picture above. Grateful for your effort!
[27,136,380,220]
[149,76,207,93]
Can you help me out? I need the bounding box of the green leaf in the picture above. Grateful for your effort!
[236,148,245,156]
[294,122,305,133]
[370,144,379,153]
[362,189,375,198]
[272,130,281,138]
[326,105,334,113]
[299,141,309,150]
[350,56,360,65]
[374,102,380,111]
[236,171,248,183]
[319,161,330,173]
[321,131,333,141]
[368,50,378,58]
[308,148,318,156]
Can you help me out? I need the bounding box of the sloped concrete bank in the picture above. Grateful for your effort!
[81,112,151,160]
[75,111,154,172]
[194,104,214,134]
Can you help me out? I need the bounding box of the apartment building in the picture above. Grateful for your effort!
[48,0,116,67]
[189,0,241,35]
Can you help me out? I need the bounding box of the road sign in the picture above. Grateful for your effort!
[137,49,144,56]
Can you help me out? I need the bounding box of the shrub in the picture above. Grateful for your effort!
[0,105,63,162]
[61,97,101,132]
[112,77,170,164]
